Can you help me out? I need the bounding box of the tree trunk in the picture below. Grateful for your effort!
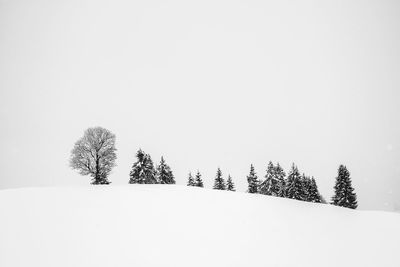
[94,156,100,184]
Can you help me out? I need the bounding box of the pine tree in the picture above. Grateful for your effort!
[331,165,358,209]
[156,156,175,184]
[308,177,322,203]
[129,149,157,184]
[213,168,226,190]
[259,161,275,195]
[195,171,204,187]
[275,163,286,197]
[187,172,195,186]
[226,175,236,191]
[247,164,259,194]
[301,174,311,201]
[285,163,303,200]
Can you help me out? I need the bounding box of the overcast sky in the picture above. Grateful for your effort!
[1,0,399,211]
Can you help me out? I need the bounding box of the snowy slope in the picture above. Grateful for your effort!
[0,185,399,267]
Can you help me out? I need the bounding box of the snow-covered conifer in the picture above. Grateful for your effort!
[187,172,195,186]
[259,161,275,195]
[156,156,175,184]
[247,164,259,194]
[285,164,303,200]
[308,177,322,203]
[195,171,204,187]
[275,163,286,197]
[226,175,236,191]
[331,165,357,209]
[213,168,226,190]
[301,174,311,201]
[129,149,157,184]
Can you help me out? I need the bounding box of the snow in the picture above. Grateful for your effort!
[0,185,399,267]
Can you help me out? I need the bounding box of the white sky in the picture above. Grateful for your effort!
[1,0,399,211]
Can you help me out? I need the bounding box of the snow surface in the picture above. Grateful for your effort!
[0,185,399,267]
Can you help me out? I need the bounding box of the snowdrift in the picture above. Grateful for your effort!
[0,185,399,267]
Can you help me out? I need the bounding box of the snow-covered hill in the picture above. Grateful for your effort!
[0,185,399,267]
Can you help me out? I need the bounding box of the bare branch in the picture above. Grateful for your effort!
[70,127,117,184]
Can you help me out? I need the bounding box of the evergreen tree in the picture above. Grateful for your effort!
[226,175,236,191]
[129,149,157,184]
[156,156,175,184]
[285,163,303,200]
[259,161,275,196]
[187,172,195,186]
[195,171,204,187]
[213,168,226,190]
[308,177,322,203]
[331,165,358,209]
[275,163,286,197]
[247,164,259,194]
[301,174,311,201]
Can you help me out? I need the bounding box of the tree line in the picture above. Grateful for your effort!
[70,126,357,209]
[186,163,329,204]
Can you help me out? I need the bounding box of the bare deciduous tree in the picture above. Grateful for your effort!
[70,127,117,184]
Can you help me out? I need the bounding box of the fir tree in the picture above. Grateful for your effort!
[195,171,204,187]
[213,168,226,190]
[331,165,358,209]
[247,164,259,194]
[275,163,286,197]
[259,161,275,196]
[285,163,303,200]
[301,174,311,201]
[226,175,236,191]
[308,177,322,203]
[187,172,195,186]
[129,149,157,184]
[156,156,175,184]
